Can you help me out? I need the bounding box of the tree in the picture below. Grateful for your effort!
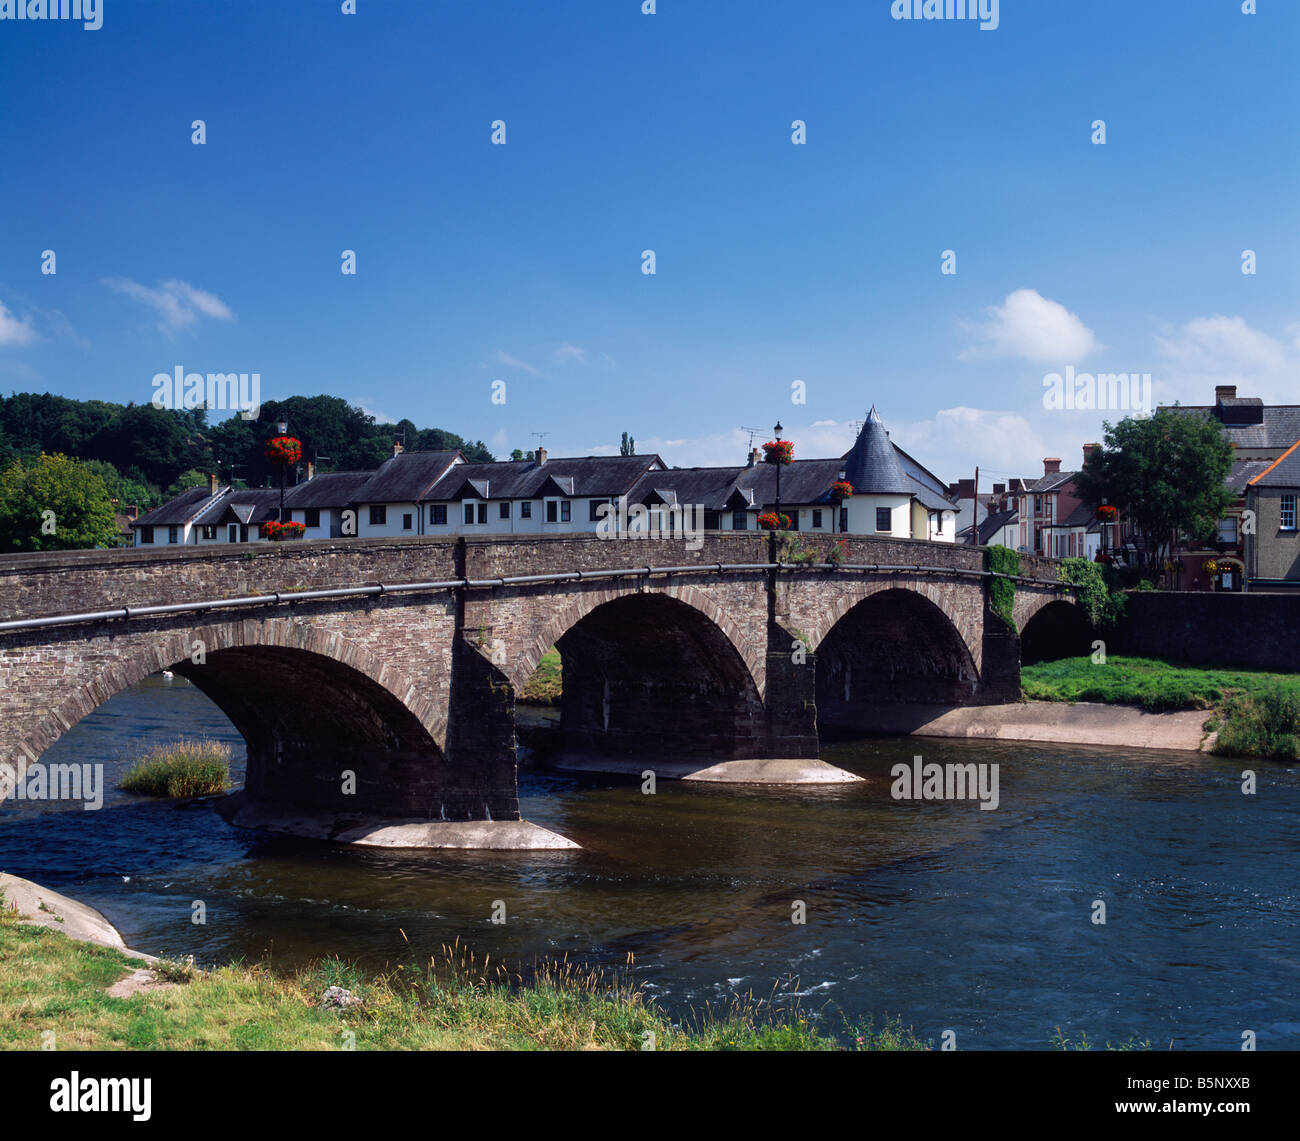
[1073,409,1234,572]
[82,459,162,511]
[620,431,636,456]
[165,469,210,499]
[0,453,123,551]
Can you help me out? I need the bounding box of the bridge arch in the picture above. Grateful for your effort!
[3,618,452,819]
[524,589,768,762]
[1018,598,1093,664]
[507,580,766,699]
[813,587,981,731]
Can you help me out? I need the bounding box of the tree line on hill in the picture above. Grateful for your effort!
[0,392,494,551]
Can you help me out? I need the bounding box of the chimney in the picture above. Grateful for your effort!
[1043,458,1061,476]
[208,473,219,496]
[536,446,547,466]
[1082,443,1099,465]
[124,505,139,520]
[306,460,315,482]
[1215,385,1237,401]
[748,447,760,467]
[993,482,1005,496]
[392,440,404,458]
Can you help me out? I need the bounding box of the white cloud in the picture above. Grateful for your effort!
[494,350,540,376]
[1155,314,1297,406]
[959,288,1098,363]
[103,277,234,335]
[554,343,587,364]
[0,299,38,346]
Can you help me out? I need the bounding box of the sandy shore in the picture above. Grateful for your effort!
[850,701,1212,752]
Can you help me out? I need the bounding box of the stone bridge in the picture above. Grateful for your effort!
[0,533,1082,846]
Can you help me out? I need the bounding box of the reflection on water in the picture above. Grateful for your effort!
[2,674,1297,1049]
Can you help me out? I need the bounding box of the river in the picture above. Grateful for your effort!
[2,673,1297,1050]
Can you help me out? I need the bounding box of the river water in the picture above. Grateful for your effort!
[2,674,1297,1050]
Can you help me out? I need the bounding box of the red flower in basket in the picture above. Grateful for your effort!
[830,480,854,500]
[758,511,790,530]
[762,440,794,465]
[264,436,302,467]
[1095,504,1118,522]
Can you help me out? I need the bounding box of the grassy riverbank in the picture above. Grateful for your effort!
[1021,655,1300,760]
[0,906,922,1051]
[519,647,563,705]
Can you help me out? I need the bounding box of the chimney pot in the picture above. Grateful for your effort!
[1043,457,1061,475]
[393,440,404,458]
[748,448,760,467]
[208,473,219,496]
[306,461,315,482]
[1215,385,1237,401]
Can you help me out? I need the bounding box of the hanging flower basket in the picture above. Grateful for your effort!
[1095,505,1118,522]
[830,480,854,500]
[762,440,794,465]
[260,520,307,542]
[1201,559,1219,576]
[758,511,790,531]
[264,436,302,467]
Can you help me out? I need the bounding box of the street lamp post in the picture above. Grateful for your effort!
[773,421,783,522]
[276,418,288,523]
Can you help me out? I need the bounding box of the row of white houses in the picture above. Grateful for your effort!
[133,408,960,547]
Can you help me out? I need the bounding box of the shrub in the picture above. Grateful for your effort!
[1214,684,1300,761]
[121,739,232,798]
[1059,557,1126,630]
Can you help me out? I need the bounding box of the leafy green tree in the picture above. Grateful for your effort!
[82,459,162,512]
[620,431,636,456]
[1073,409,1234,572]
[0,453,123,551]
[165,469,210,499]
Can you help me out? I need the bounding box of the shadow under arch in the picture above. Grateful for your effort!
[4,619,458,821]
[1019,599,1093,665]
[815,587,980,734]
[551,592,767,761]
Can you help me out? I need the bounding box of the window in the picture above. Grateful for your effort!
[546,500,558,523]
[228,525,238,544]
[520,501,532,519]
[703,510,720,530]
[811,509,823,529]
[787,511,799,531]
[168,526,179,544]
[139,526,154,544]
[732,510,747,531]
[840,507,848,532]
[1282,494,1297,530]
[477,503,487,524]
[402,513,413,531]
[201,525,217,541]
[304,508,320,529]
[1218,517,1236,544]
[431,504,447,525]
[464,502,475,525]
[560,501,571,522]
[589,499,612,522]
[875,507,891,533]
[499,502,511,519]
[369,505,386,526]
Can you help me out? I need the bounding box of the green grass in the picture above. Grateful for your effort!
[120,739,231,798]
[519,647,562,706]
[0,924,925,1052]
[1022,654,1300,759]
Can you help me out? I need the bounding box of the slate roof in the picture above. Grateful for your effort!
[192,489,281,527]
[1226,459,1273,493]
[133,485,221,527]
[353,451,462,504]
[1028,469,1078,493]
[1249,440,1300,488]
[841,407,912,494]
[1162,402,1300,451]
[425,455,664,501]
[976,508,1018,545]
[283,471,375,508]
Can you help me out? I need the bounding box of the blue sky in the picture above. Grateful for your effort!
[1,0,1296,484]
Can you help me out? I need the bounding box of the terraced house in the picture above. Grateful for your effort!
[130,408,959,547]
